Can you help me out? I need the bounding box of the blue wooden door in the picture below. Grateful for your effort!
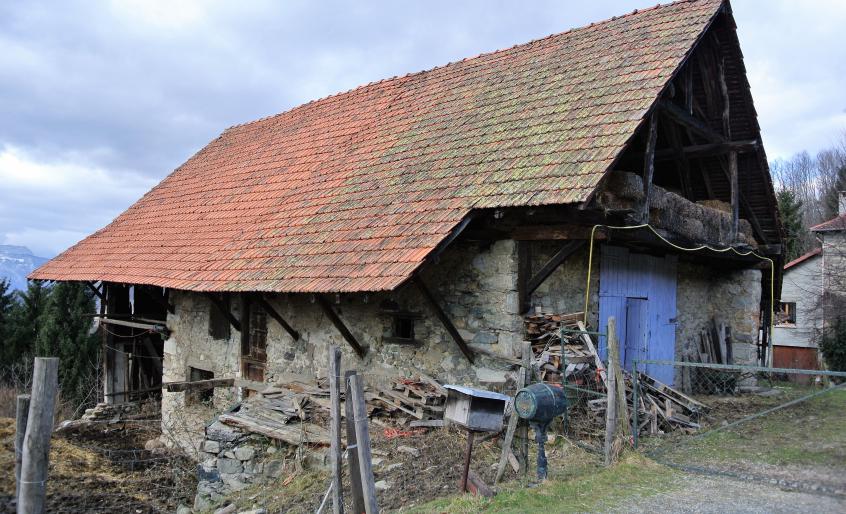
[598,246,678,385]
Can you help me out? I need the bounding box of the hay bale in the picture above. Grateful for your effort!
[697,199,731,213]
[603,171,644,201]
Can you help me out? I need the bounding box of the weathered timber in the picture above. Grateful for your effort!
[349,374,379,514]
[642,113,658,223]
[659,100,725,144]
[19,357,59,514]
[328,346,343,514]
[344,371,366,514]
[517,240,532,314]
[413,276,474,363]
[524,241,585,312]
[165,378,234,392]
[511,224,606,241]
[96,316,169,335]
[15,395,30,503]
[729,150,739,240]
[317,295,366,358]
[495,341,531,483]
[85,282,104,301]
[651,140,758,161]
[206,293,241,332]
[256,295,300,341]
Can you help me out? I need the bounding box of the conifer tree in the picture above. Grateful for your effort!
[36,281,99,408]
[6,281,49,363]
[776,189,808,262]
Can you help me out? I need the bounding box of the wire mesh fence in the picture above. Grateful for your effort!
[634,360,846,497]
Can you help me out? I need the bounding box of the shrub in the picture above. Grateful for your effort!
[820,317,846,376]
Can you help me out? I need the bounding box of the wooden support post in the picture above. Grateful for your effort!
[494,341,531,483]
[19,357,59,514]
[256,295,300,341]
[642,113,658,223]
[413,276,474,363]
[517,349,531,475]
[15,394,31,503]
[317,295,366,358]
[604,317,618,467]
[348,374,379,514]
[328,346,344,514]
[517,241,532,314]
[344,371,366,514]
[729,150,739,241]
[460,430,475,493]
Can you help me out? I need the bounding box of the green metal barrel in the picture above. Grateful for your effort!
[514,383,567,422]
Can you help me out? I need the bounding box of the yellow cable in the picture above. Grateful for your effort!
[581,224,775,364]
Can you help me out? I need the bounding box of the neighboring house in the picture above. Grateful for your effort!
[772,248,822,371]
[31,0,783,443]
[811,192,846,329]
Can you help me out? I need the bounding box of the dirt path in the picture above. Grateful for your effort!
[608,473,846,514]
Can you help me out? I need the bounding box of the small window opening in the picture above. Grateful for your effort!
[394,316,415,340]
[187,367,214,405]
[209,296,231,340]
[775,302,797,327]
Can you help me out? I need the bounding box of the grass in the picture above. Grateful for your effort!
[406,453,678,514]
[659,388,846,468]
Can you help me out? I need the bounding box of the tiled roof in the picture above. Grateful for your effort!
[783,248,820,271]
[810,214,846,232]
[32,0,725,293]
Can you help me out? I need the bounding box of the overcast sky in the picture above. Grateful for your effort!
[1,0,845,258]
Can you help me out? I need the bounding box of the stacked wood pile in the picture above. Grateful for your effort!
[524,311,711,438]
[373,376,447,421]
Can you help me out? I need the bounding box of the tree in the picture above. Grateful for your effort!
[6,281,49,363]
[0,279,16,366]
[776,189,808,262]
[820,317,846,376]
[36,282,99,409]
[823,164,846,219]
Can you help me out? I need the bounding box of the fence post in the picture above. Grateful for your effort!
[632,361,639,449]
[15,394,31,503]
[328,346,344,514]
[344,371,365,514]
[604,317,618,466]
[348,374,379,514]
[19,357,59,514]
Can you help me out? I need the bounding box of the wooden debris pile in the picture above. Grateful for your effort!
[524,311,710,438]
[373,375,447,421]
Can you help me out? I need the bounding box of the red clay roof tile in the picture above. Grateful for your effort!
[31,0,724,292]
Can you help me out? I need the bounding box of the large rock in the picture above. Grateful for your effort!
[233,445,255,461]
[203,440,221,454]
[217,458,243,475]
[207,421,242,443]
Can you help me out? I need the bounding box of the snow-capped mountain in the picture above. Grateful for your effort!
[0,245,49,291]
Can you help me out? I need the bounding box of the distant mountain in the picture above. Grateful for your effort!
[0,245,49,291]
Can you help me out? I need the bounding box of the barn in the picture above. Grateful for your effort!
[31,0,783,443]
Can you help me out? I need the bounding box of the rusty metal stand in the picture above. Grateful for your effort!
[460,430,476,492]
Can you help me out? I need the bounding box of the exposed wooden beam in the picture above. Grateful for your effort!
[205,293,241,333]
[85,282,104,301]
[659,100,725,144]
[165,377,234,393]
[256,294,300,341]
[136,286,174,315]
[511,224,606,241]
[729,150,739,240]
[413,276,474,364]
[642,113,658,223]
[663,115,693,199]
[316,295,366,358]
[650,140,758,162]
[522,241,585,314]
[517,241,532,314]
[96,316,169,336]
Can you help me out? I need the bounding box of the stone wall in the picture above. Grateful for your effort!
[161,240,524,447]
[675,260,762,365]
[528,243,599,326]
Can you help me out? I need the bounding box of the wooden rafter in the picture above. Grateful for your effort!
[205,293,241,333]
[641,112,659,222]
[316,295,366,358]
[659,101,724,144]
[256,294,300,341]
[413,276,474,363]
[521,241,585,314]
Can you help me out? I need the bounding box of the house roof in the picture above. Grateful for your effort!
[31,0,726,293]
[810,214,846,233]
[783,248,821,271]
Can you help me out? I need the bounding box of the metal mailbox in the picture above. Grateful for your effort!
[443,385,510,433]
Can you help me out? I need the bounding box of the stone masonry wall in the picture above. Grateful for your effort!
[529,243,599,327]
[161,240,524,448]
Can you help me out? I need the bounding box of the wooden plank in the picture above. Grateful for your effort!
[317,295,366,358]
[409,419,444,428]
[15,394,30,503]
[165,377,234,392]
[495,341,530,484]
[517,240,532,314]
[218,415,330,445]
[413,276,474,363]
[257,295,300,341]
[19,357,59,514]
[96,316,169,335]
[577,321,607,389]
[729,150,739,240]
[344,371,366,514]
[642,112,659,223]
[349,374,379,514]
[328,347,343,514]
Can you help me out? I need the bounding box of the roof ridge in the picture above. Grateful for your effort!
[226,0,711,132]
